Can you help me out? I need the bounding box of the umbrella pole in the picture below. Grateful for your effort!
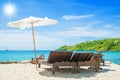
[31,22,37,70]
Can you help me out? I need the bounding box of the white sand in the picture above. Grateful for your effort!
[0,62,120,80]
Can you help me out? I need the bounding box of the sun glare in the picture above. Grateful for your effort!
[3,3,16,17]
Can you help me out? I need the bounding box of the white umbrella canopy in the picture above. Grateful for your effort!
[7,16,58,29]
[7,16,58,70]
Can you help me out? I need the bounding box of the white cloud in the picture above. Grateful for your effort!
[0,30,63,50]
[104,24,112,28]
[103,24,120,31]
[62,14,95,20]
[54,26,120,38]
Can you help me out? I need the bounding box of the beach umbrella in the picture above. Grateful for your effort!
[7,16,58,70]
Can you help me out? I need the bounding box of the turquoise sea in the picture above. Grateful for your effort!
[0,50,120,65]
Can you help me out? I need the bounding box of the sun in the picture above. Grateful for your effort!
[3,3,16,17]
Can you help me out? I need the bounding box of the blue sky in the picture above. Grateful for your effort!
[0,0,120,50]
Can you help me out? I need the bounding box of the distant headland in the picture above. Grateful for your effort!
[56,38,120,51]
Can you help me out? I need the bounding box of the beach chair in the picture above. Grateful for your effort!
[71,52,100,72]
[30,54,44,64]
[38,51,77,74]
[89,51,104,70]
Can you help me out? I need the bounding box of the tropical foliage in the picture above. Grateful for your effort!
[56,38,120,51]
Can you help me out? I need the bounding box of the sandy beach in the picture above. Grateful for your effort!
[0,61,120,80]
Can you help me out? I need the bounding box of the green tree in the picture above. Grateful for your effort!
[56,38,120,51]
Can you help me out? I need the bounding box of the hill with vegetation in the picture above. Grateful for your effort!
[56,38,120,51]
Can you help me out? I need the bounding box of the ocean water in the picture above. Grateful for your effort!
[102,51,120,65]
[0,50,50,62]
[0,50,120,65]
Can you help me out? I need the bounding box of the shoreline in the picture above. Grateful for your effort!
[0,60,118,65]
[0,60,31,64]
[0,60,120,66]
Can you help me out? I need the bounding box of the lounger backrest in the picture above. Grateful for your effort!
[70,53,79,62]
[78,53,87,61]
[71,52,94,62]
[85,53,94,61]
[80,53,94,61]
[47,51,73,63]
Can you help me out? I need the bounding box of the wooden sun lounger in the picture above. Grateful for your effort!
[38,51,103,74]
[71,52,100,72]
[38,51,77,74]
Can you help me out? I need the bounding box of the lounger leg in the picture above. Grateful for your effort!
[52,64,57,74]
[38,60,42,68]
[95,65,99,72]
[77,66,80,73]
[75,65,77,73]
[38,63,41,68]
[73,65,77,73]
[52,64,55,74]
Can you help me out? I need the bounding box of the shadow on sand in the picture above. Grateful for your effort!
[39,64,115,79]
